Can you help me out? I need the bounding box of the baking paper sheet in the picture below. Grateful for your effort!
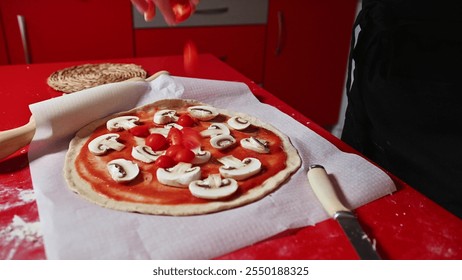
[28,75,396,259]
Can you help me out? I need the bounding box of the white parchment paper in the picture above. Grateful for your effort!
[28,75,396,259]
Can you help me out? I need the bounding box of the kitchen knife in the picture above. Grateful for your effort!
[307,164,381,260]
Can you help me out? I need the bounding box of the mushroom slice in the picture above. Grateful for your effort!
[149,127,170,137]
[191,147,211,165]
[107,159,139,183]
[164,123,183,130]
[187,105,219,121]
[210,134,236,150]
[153,109,178,125]
[88,133,125,156]
[227,116,251,130]
[200,123,231,137]
[240,137,270,154]
[218,155,262,180]
[156,162,201,188]
[189,174,238,199]
[106,116,139,131]
[149,124,182,137]
[131,145,163,163]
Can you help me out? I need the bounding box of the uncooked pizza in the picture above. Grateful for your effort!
[64,99,301,215]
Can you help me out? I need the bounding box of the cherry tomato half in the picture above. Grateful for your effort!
[165,144,185,158]
[170,0,194,23]
[155,155,176,168]
[144,0,156,21]
[167,127,183,146]
[145,133,169,151]
[181,127,202,149]
[128,125,150,137]
[173,148,195,163]
[177,114,196,127]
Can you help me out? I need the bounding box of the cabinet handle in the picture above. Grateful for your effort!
[17,15,31,64]
[195,7,229,15]
[275,11,284,56]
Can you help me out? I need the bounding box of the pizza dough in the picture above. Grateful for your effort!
[64,99,301,215]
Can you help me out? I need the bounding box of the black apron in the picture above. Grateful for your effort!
[342,0,462,218]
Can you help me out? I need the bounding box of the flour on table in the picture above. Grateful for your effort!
[0,215,42,259]
[0,187,36,211]
[18,189,35,203]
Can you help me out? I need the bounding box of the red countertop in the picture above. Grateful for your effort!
[0,54,461,260]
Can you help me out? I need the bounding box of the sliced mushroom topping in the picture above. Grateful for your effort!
[187,105,219,121]
[106,116,139,131]
[210,134,236,150]
[217,155,262,180]
[88,133,125,156]
[148,124,182,137]
[200,123,230,137]
[227,116,251,130]
[153,109,178,125]
[131,145,163,163]
[149,127,170,137]
[156,162,201,188]
[189,174,238,199]
[240,137,270,154]
[164,123,183,130]
[191,147,211,165]
[107,159,139,183]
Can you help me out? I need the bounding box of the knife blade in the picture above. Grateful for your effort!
[307,164,381,260]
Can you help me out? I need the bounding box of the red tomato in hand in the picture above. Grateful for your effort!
[170,0,194,23]
[177,114,195,127]
[181,127,202,149]
[167,127,183,145]
[144,0,156,21]
[173,148,195,163]
[128,125,150,137]
[155,155,176,168]
[145,133,169,151]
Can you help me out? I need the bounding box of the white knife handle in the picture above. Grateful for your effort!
[307,164,349,217]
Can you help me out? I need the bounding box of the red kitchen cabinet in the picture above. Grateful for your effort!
[0,0,134,64]
[263,0,357,127]
[132,0,268,83]
[0,13,8,65]
[134,25,266,83]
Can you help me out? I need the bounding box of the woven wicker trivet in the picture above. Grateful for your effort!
[47,63,147,93]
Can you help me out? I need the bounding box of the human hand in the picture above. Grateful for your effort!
[131,0,200,25]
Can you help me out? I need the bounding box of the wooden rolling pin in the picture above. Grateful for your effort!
[0,71,169,161]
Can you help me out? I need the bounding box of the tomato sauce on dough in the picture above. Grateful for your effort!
[75,105,287,205]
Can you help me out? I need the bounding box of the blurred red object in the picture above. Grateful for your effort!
[144,1,156,21]
[183,40,199,75]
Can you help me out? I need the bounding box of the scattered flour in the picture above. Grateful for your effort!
[0,185,42,259]
[0,215,42,259]
[0,188,36,211]
[18,189,36,203]
[1,215,41,242]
